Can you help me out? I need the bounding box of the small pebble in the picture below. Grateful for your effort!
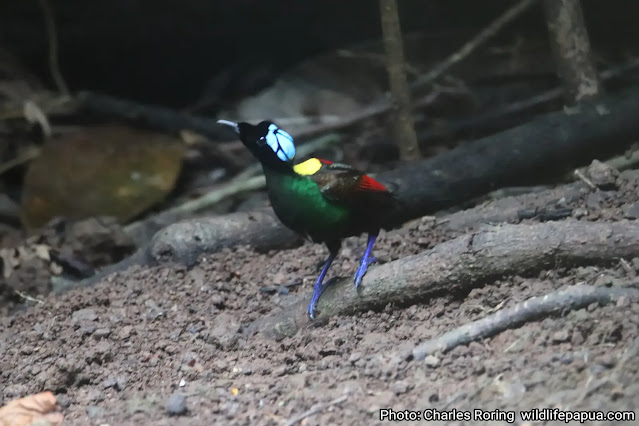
[348,352,362,364]
[598,354,616,368]
[93,328,111,340]
[72,308,97,322]
[424,355,441,368]
[102,377,117,389]
[116,375,128,391]
[273,366,286,377]
[166,393,187,416]
[552,330,570,343]
[560,353,573,365]
[626,202,639,220]
[390,381,409,395]
[56,394,70,409]
[86,405,103,419]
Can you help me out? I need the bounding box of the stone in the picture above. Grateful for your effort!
[423,355,441,368]
[166,393,187,416]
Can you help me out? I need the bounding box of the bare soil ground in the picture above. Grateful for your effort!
[1,174,638,425]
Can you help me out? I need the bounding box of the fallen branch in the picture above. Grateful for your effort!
[249,220,639,339]
[78,91,237,141]
[284,394,348,426]
[382,84,639,225]
[412,284,639,360]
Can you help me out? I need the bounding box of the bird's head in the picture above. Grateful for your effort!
[217,120,296,167]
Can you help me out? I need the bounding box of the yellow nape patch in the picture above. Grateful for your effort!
[293,158,322,175]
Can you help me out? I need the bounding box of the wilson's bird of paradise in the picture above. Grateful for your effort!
[218,120,396,319]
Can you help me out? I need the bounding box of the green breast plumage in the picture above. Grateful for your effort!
[264,168,352,241]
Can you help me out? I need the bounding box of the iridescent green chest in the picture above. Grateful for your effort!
[264,169,351,240]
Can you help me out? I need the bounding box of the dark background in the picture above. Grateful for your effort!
[2,0,637,107]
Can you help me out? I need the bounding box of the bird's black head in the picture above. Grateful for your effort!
[217,120,296,166]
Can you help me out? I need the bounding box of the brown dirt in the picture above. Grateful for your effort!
[1,173,638,425]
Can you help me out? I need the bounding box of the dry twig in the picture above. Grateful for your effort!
[284,395,348,426]
[573,169,597,190]
[13,289,45,305]
[412,284,639,360]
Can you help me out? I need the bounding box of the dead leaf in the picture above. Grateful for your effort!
[21,126,184,230]
[0,391,63,426]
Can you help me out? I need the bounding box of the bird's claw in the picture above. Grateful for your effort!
[307,300,317,320]
[354,256,377,288]
[307,277,338,320]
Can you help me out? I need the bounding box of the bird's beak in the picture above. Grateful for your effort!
[217,119,240,134]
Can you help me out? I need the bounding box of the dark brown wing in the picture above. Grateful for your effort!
[309,160,396,210]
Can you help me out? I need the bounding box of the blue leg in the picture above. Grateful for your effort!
[307,242,340,320]
[354,232,378,288]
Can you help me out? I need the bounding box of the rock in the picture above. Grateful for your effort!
[272,366,286,377]
[116,375,128,391]
[571,208,588,219]
[552,330,570,343]
[587,160,619,189]
[117,325,134,340]
[80,324,97,335]
[93,327,111,339]
[560,353,573,365]
[585,192,605,209]
[348,352,362,364]
[166,393,187,416]
[625,202,639,220]
[204,312,240,350]
[102,377,117,389]
[144,299,164,320]
[86,405,103,419]
[423,355,441,368]
[72,308,97,322]
[598,354,616,368]
[87,341,113,364]
[390,381,409,395]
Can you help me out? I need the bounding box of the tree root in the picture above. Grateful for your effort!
[250,220,639,340]
[412,284,639,360]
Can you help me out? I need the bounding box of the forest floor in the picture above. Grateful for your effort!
[1,171,638,426]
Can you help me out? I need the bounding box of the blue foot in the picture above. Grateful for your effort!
[354,233,379,288]
[354,256,377,288]
[307,250,338,320]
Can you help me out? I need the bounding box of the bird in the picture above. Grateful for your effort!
[217,119,397,319]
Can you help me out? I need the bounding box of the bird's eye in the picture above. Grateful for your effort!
[257,136,267,146]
